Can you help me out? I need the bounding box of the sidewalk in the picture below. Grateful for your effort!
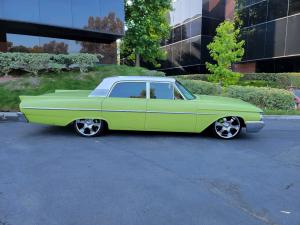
[2,112,300,122]
[0,112,20,122]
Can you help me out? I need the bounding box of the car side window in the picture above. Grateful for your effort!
[174,88,184,100]
[109,82,146,98]
[150,82,174,99]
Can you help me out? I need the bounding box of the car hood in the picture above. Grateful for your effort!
[194,94,263,113]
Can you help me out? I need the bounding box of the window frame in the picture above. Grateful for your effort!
[107,80,186,100]
[108,81,147,99]
[149,81,175,100]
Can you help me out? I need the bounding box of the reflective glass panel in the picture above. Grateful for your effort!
[190,0,202,19]
[201,17,221,36]
[265,19,286,57]
[99,0,124,34]
[71,0,101,30]
[173,26,182,43]
[39,37,70,54]
[110,82,146,98]
[39,0,72,27]
[6,34,40,53]
[289,0,300,15]
[181,39,191,65]
[150,83,174,100]
[172,42,182,65]
[246,23,266,59]
[248,1,267,26]
[182,23,191,39]
[238,8,249,27]
[2,0,39,23]
[190,17,202,37]
[202,0,225,19]
[190,36,201,64]
[286,14,300,55]
[267,0,288,21]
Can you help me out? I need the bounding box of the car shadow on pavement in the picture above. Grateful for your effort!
[31,124,251,141]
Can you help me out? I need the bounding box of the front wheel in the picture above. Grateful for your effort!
[212,116,241,139]
[73,119,105,137]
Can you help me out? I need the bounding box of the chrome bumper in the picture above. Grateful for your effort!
[17,112,28,123]
[246,121,265,133]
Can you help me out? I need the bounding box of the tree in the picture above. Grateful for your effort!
[123,0,172,67]
[206,20,245,87]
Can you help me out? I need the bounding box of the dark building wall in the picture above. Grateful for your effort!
[237,0,300,72]
[0,0,124,64]
[158,0,300,74]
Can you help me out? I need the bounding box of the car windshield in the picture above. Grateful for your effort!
[175,81,196,100]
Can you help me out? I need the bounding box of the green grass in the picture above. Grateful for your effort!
[1,65,300,115]
[0,65,164,111]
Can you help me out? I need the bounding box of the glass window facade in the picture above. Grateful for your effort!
[0,0,124,35]
[238,0,300,64]
[158,0,225,74]
[157,0,300,74]
[0,0,124,64]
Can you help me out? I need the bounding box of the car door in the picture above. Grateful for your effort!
[145,82,197,132]
[102,81,147,131]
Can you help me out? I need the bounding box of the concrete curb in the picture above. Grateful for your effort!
[2,112,300,122]
[264,115,300,120]
[0,112,19,122]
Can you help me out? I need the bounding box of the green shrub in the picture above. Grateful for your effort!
[71,53,100,73]
[13,53,51,76]
[225,85,295,110]
[0,52,101,76]
[241,73,292,89]
[0,53,13,76]
[178,79,295,110]
[178,79,219,95]
[175,74,209,81]
[175,73,300,89]
[288,73,300,88]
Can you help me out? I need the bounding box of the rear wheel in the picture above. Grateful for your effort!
[212,116,241,139]
[74,119,105,137]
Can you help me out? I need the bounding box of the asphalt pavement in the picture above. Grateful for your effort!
[0,120,299,225]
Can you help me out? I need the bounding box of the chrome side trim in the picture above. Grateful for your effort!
[147,110,194,115]
[22,106,218,115]
[102,109,145,113]
[246,121,265,133]
[22,107,101,112]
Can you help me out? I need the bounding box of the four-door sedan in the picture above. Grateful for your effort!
[19,76,264,139]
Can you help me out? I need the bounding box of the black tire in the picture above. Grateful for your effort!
[73,119,105,137]
[211,116,242,139]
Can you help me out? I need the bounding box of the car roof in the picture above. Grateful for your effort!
[98,76,175,89]
[89,76,176,97]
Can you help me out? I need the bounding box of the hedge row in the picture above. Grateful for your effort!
[179,79,295,110]
[176,73,300,89]
[0,52,102,76]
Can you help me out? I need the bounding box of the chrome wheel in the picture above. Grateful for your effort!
[74,119,102,137]
[214,116,241,139]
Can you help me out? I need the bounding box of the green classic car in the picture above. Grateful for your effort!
[19,76,264,139]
